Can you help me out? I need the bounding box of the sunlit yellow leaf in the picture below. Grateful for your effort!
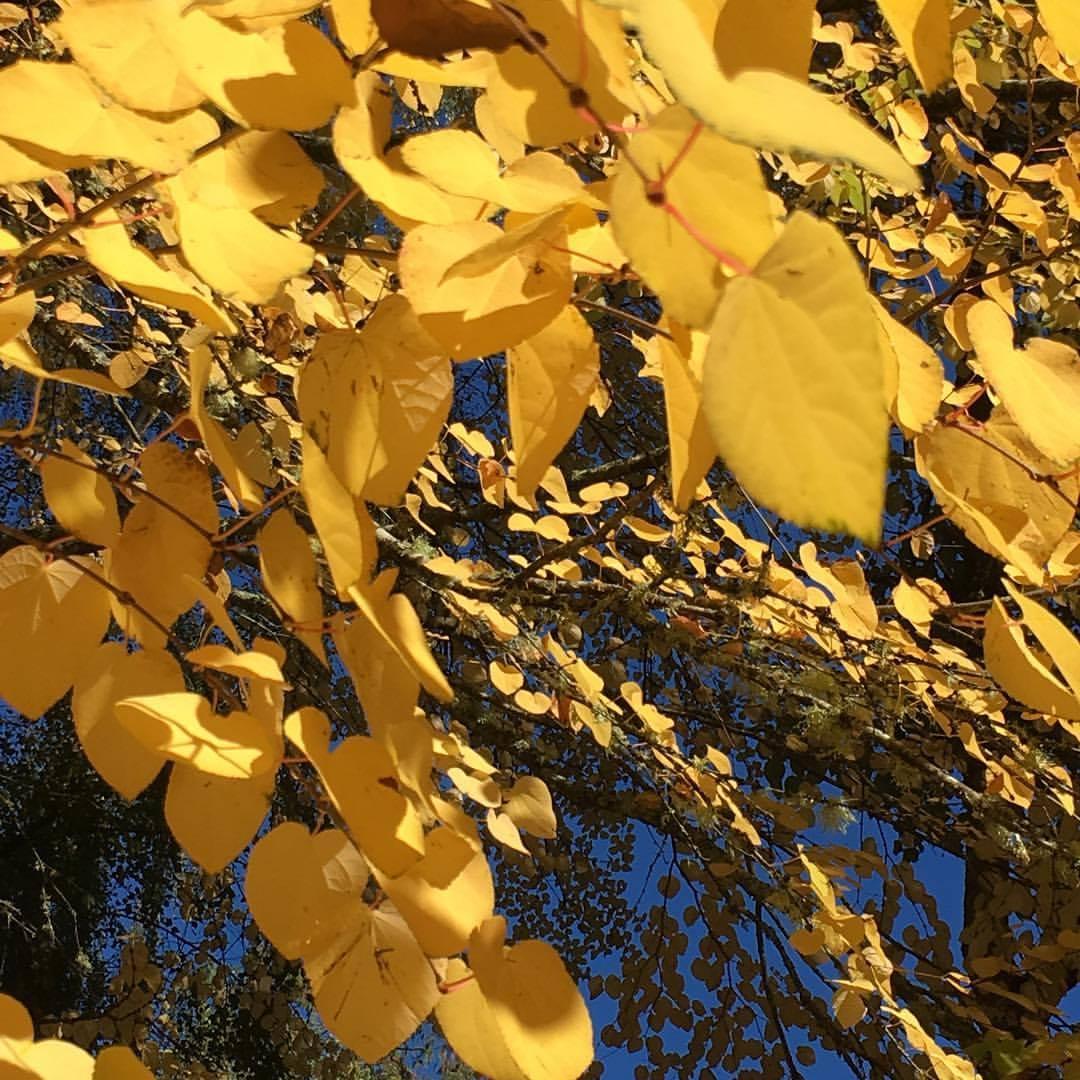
[93,1045,154,1080]
[335,73,488,226]
[168,10,353,130]
[649,321,715,511]
[0,60,218,173]
[309,902,438,1063]
[0,291,35,347]
[465,916,594,1080]
[400,221,572,360]
[609,105,774,329]
[39,440,121,549]
[702,212,887,541]
[171,129,324,225]
[191,0,320,31]
[1038,0,1080,63]
[285,707,426,875]
[188,345,265,508]
[710,0,816,80]
[915,413,1079,581]
[436,958,529,1080]
[165,761,275,873]
[375,826,495,956]
[186,643,285,683]
[298,297,453,505]
[0,547,110,719]
[968,299,1080,466]
[71,644,182,800]
[985,596,1080,722]
[169,186,313,304]
[246,823,368,960]
[348,576,454,704]
[59,0,205,114]
[80,213,236,335]
[504,777,557,839]
[892,577,948,638]
[876,0,953,92]
[259,508,326,662]
[1005,582,1080,699]
[300,434,378,598]
[605,0,919,190]
[116,693,279,779]
[108,442,215,647]
[0,338,126,396]
[487,0,638,147]
[508,306,599,499]
[874,302,946,436]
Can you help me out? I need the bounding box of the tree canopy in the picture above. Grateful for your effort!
[1,1,1080,1078]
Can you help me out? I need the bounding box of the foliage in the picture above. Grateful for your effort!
[0,1,1079,1078]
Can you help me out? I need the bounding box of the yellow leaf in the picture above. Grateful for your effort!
[168,10,353,130]
[285,707,426,876]
[71,644,181,800]
[710,0,816,80]
[488,809,531,856]
[299,434,378,598]
[504,777,556,839]
[93,1046,155,1080]
[186,643,285,683]
[651,322,715,511]
[0,547,110,719]
[334,73,487,226]
[375,826,495,956]
[466,916,594,1080]
[246,823,368,960]
[487,0,637,147]
[985,597,1080,722]
[168,187,313,304]
[1038,0,1080,63]
[609,105,774,329]
[876,0,953,92]
[80,213,236,335]
[0,137,88,184]
[1005,582,1080,699]
[0,338,127,396]
[915,413,1078,581]
[892,578,948,638]
[608,0,919,190]
[171,129,324,225]
[188,345,265,508]
[508,306,599,499]
[116,693,279,779]
[59,0,204,114]
[189,0,321,31]
[435,959,529,1080]
[0,291,35,346]
[874,302,946,436]
[336,602,420,737]
[20,1039,95,1078]
[489,660,525,696]
[0,60,219,173]
[108,442,215,646]
[968,300,1080,466]
[702,212,887,542]
[258,508,326,663]
[298,297,453,505]
[39,440,121,549]
[400,221,572,360]
[348,576,454,703]
[308,902,438,1063]
[441,206,570,282]
[165,762,275,873]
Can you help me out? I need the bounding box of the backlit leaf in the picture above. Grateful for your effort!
[0,547,110,719]
[609,105,775,328]
[702,212,887,541]
[508,306,599,499]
